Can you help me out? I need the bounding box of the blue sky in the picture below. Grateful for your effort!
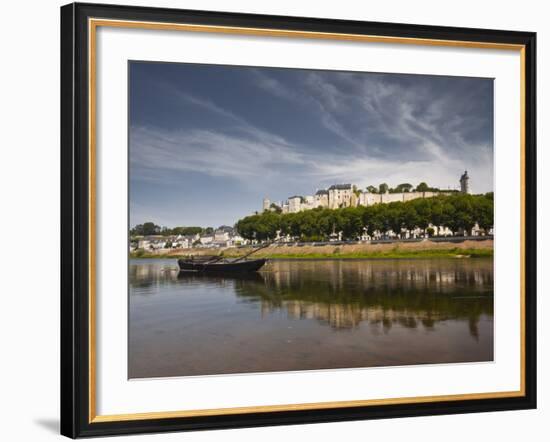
[129,61,494,228]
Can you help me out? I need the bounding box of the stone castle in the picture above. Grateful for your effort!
[263,171,470,214]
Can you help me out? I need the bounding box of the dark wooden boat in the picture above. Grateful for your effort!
[179,241,272,273]
[177,258,266,273]
[181,255,218,263]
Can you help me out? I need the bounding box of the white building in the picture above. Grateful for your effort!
[288,196,303,213]
[328,184,355,209]
[171,235,190,249]
[199,235,213,245]
[302,195,315,210]
[314,189,329,208]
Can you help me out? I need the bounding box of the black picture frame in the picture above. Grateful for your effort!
[61,2,537,438]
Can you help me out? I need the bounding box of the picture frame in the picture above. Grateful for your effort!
[60,2,537,438]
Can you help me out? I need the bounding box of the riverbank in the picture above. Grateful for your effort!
[130,239,493,260]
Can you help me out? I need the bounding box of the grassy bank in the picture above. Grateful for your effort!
[255,248,493,259]
[130,239,493,260]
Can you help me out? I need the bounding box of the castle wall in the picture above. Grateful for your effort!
[268,185,460,215]
[380,193,404,203]
[358,191,451,207]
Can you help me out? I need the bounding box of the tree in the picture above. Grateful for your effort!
[361,205,386,238]
[413,198,432,235]
[473,195,494,234]
[236,215,260,241]
[402,205,419,233]
[366,185,378,194]
[340,207,363,240]
[317,209,335,238]
[130,222,161,236]
[440,202,457,233]
[297,210,318,239]
[234,192,493,243]
[256,211,280,241]
[453,195,475,235]
[378,204,392,236]
[386,203,404,238]
[395,183,413,193]
[429,198,445,228]
[378,183,389,194]
[415,182,429,192]
[173,226,203,236]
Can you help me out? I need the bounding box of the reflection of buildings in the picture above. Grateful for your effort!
[254,259,493,335]
[260,301,448,332]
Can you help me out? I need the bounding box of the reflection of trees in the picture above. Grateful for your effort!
[241,260,493,335]
[129,259,493,336]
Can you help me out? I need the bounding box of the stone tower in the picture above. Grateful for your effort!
[460,171,470,194]
[262,197,270,212]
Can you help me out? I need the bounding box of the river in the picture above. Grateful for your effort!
[129,258,493,378]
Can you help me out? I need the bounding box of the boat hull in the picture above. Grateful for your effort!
[177,258,266,273]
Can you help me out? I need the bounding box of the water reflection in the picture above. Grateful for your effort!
[131,259,493,335]
[129,259,493,378]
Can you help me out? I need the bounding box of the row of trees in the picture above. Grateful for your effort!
[236,193,493,242]
[365,182,454,194]
[130,222,212,237]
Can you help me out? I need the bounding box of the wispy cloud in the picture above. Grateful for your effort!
[130,125,305,181]
[252,69,493,174]
[132,70,493,189]
[130,62,493,226]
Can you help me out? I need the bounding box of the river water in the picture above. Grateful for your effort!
[129,258,493,378]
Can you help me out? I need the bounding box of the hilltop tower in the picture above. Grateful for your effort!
[460,171,470,194]
[262,197,270,212]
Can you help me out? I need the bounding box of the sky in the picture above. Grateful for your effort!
[129,61,494,228]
